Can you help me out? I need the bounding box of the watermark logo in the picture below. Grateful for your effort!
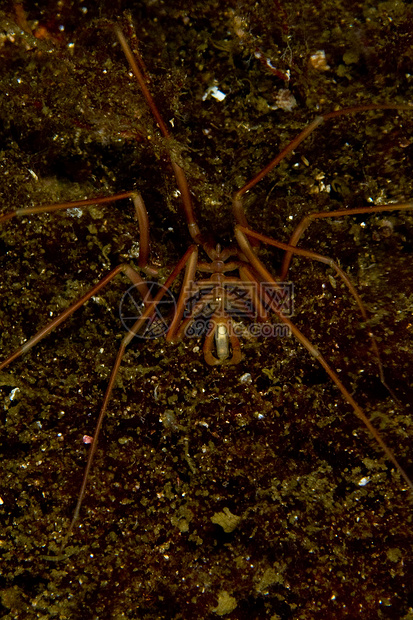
[183,281,294,319]
[119,281,294,340]
[119,281,176,339]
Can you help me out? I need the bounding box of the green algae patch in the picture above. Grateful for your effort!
[211,507,241,533]
[256,567,283,594]
[212,590,237,615]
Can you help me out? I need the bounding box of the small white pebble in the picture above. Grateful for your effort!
[240,373,252,384]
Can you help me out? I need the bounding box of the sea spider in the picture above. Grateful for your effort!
[0,10,412,620]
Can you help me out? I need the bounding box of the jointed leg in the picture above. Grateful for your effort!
[280,201,413,280]
[232,104,412,228]
[0,263,152,372]
[231,104,412,399]
[236,224,399,401]
[55,245,200,553]
[235,226,413,493]
[0,191,157,276]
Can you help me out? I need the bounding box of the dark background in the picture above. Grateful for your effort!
[1,1,413,618]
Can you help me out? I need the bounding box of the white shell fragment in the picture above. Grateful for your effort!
[309,50,330,71]
[202,85,227,101]
[273,88,297,112]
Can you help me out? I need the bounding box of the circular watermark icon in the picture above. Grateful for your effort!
[119,281,176,340]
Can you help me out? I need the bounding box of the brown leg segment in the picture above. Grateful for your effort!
[233,104,412,225]
[235,224,392,395]
[235,226,413,494]
[280,202,413,280]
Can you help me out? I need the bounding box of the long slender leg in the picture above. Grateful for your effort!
[232,104,412,226]
[280,201,413,280]
[114,26,216,254]
[0,188,161,370]
[0,264,151,372]
[236,224,398,400]
[1,190,134,223]
[232,106,412,260]
[0,28,207,552]
[236,225,373,331]
[235,226,413,493]
[0,191,157,275]
[165,247,198,339]
[50,246,199,553]
[231,105,412,398]
[0,169,199,553]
